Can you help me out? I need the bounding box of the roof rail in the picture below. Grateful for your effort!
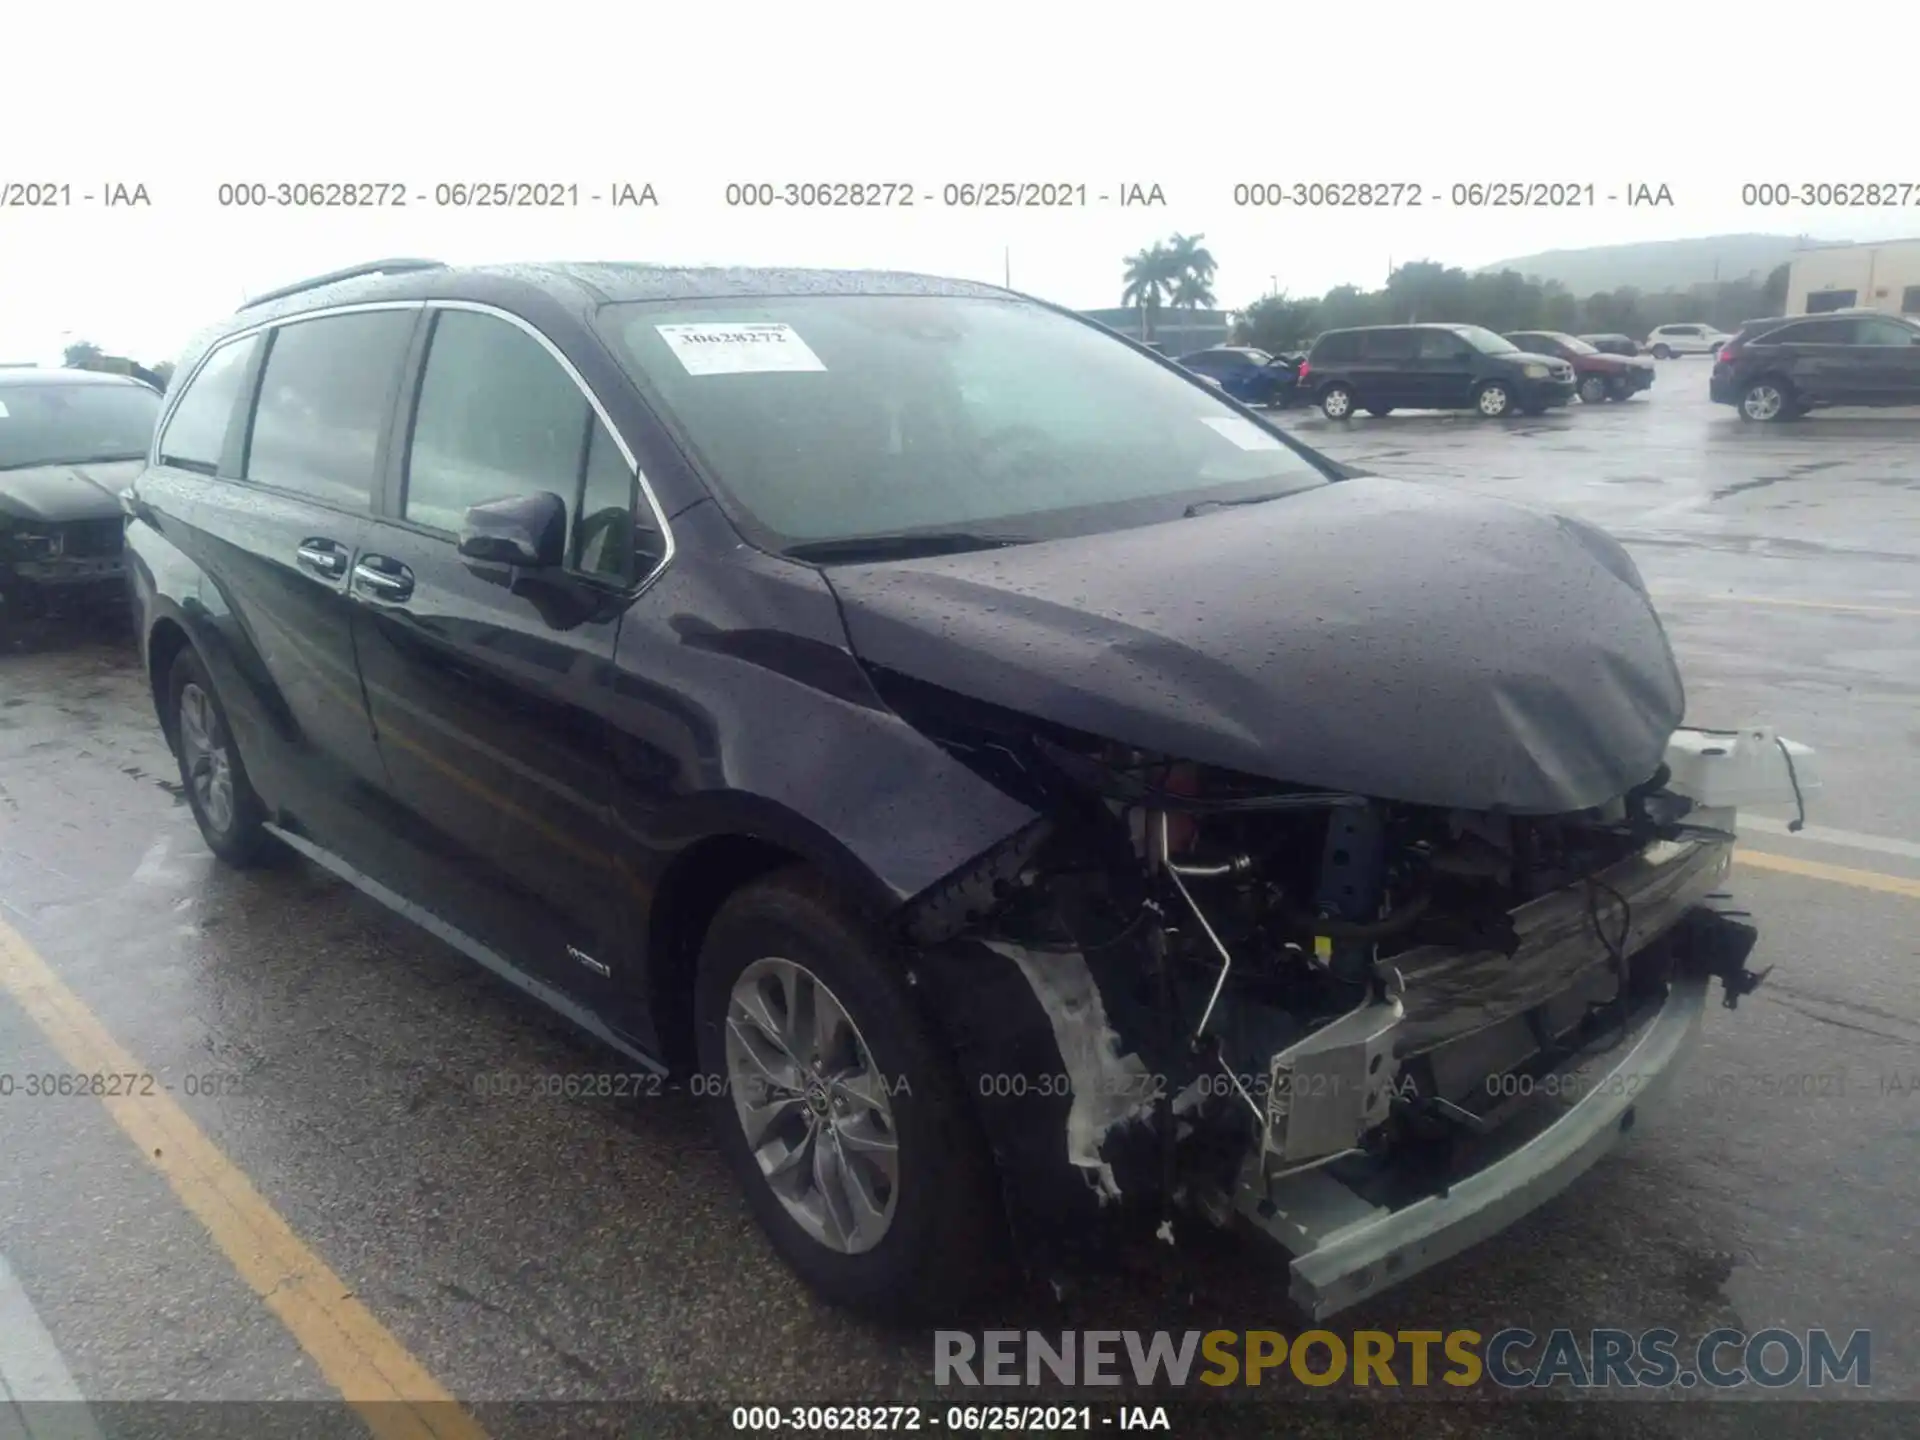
[237,258,446,312]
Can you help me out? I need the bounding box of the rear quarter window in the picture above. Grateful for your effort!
[1311,331,1362,362]
[158,336,261,474]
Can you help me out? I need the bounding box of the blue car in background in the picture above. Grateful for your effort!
[1175,345,1304,407]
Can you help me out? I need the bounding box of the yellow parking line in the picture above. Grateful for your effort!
[0,915,489,1440]
[1654,591,1920,619]
[1736,847,1920,900]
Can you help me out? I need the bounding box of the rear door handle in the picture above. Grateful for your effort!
[295,539,349,578]
[352,557,414,603]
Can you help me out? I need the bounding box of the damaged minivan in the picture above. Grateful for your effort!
[127,261,1814,1321]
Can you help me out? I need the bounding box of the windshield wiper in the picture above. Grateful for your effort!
[1183,492,1291,517]
[781,531,1026,563]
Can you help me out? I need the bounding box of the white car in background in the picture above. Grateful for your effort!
[1645,323,1731,358]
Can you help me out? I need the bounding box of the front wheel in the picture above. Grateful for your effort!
[1474,381,1514,418]
[167,648,274,866]
[1364,405,1394,417]
[1738,378,1795,422]
[694,869,1005,1320]
[1651,344,1673,359]
[1319,384,1355,420]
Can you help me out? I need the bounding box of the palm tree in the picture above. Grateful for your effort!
[1164,234,1218,350]
[1165,233,1217,293]
[1121,244,1178,341]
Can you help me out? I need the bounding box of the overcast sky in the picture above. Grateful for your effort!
[6,1,1910,364]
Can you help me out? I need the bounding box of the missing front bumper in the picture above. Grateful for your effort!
[1240,965,1710,1319]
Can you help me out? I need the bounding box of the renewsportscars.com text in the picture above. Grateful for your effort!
[934,1328,1871,1390]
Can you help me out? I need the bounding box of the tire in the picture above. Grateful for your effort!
[1364,405,1394,417]
[1577,374,1610,405]
[166,647,273,867]
[1651,344,1673,359]
[1474,381,1514,418]
[1737,377,1795,423]
[1319,384,1355,420]
[694,868,1005,1320]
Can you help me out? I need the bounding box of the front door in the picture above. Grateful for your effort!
[350,305,659,998]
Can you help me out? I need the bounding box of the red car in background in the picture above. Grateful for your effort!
[1505,330,1656,404]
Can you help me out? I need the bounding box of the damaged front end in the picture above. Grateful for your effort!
[897,690,1812,1317]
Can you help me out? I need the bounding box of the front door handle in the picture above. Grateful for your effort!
[295,539,348,578]
[352,557,414,603]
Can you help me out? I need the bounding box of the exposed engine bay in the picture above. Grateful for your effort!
[889,672,1811,1315]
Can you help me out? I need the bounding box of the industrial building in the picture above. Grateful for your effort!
[1784,238,1920,317]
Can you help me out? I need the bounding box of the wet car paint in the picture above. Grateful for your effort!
[828,476,1684,814]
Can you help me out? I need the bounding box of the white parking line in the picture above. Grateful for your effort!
[0,1255,101,1439]
[1740,813,1920,863]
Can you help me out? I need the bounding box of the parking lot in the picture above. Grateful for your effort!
[1,359,1916,1437]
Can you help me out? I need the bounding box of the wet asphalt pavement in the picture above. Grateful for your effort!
[1,362,1916,1438]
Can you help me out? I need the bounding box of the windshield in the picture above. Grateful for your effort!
[597,294,1330,553]
[1454,325,1519,355]
[0,381,161,470]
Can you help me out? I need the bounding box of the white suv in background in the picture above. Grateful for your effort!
[1645,323,1730,358]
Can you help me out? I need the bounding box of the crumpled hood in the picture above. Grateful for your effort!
[0,460,141,524]
[826,476,1685,813]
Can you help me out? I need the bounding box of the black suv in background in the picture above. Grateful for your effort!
[1710,312,1920,421]
[1302,323,1577,419]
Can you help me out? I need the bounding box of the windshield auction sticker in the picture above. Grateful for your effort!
[1199,415,1284,450]
[656,322,827,376]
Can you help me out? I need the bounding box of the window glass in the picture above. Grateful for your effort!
[599,294,1329,550]
[1777,319,1855,344]
[1181,351,1227,373]
[246,312,412,508]
[1856,317,1919,346]
[1804,290,1857,314]
[404,310,596,533]
[0,380,161,471]
[158,337,258,474]
[1414,329,1467,360]
[572,417,641,579]
[1453,325,1518,354]
[1312,331,1361,362]
[1903,287,1920,316]
[1361,329,1418,360]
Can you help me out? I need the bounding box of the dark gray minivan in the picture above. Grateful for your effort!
[1301,323,1578,420]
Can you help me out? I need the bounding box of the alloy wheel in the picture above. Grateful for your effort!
[178,682,235,834]
[1322,388,1352,419]
[1741,384,1784,422]
[724,956,900,1255]
[1477,385,1510,417]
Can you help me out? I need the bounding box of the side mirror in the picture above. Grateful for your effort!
[457,491,567,569]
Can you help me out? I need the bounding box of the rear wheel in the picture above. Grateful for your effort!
[1319,384,1355,420]
[1577,374,1610,404]
[1474,381,1514,418]
[694,869,1005,1320]
[167,648,273,866]
[1738,377,1794,423]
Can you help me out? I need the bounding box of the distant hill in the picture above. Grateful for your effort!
[1475,233,1825,294]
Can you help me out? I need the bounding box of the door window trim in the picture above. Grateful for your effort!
[146,297,677,595]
